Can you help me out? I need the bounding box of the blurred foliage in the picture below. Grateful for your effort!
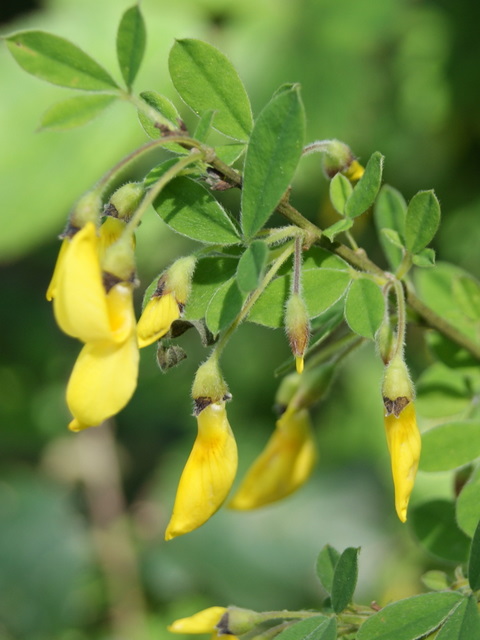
[1,0,480,638]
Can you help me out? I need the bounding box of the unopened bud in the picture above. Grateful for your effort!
[166,255,196,306]
[70,191,102,228]
[382,354,414,417]
[217,607,264,636]
[156,343,187,372]
[274,372,302,415]
[285,293,310,374]
[101,235,136,283]
[105,182,144,221]
[322,140,354,179]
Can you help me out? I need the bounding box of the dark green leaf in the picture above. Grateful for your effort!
[39,94,115,131]
[329,173,353,214]
[356,592,463,640]
[331,547,359,613]
[420,420,480,472]
[405,190,441,254]
[457,466,480,537]
[193,109,216,142]
[5,30,118,90]
[275,616,334,640]
[421,570,450,592]
[241,86,305,238]
[435,597,480,640]
[236,240,269,293]
[344,151,384,218]
[344,278,385,339]
[116,4,146,89]
[169,38,253,141]
[412,248,436,268]
[205,277,245,334]
[425,332,478,369]
[315,544,341,594]
[415,362,474,419]
[248,269,351,328]
[184,256,239,320]
[374,185,406,269]
[468,519,480,591]
[410,500,470,564]
[153,175,241,244]
[323,218,354,242]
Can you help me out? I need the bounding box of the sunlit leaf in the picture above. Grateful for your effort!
[39,94,116,131]
[116,4,146,89]
[420,420,480,472]
[344,278,384,339]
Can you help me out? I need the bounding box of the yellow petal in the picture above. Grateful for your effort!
[229,408,316,510]
[137,293,180,348]
[165,402,238,540]
[106,283,137,344]
[168,607,226,634]
[53,222,112,342]
[98,217,126,257]
[46,237,70,301]
[384,402,421,522]
[66,329,139,429]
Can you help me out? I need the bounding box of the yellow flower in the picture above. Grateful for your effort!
[66,282,139,431]
[229,407,316,510]
[384,402,421,523]
[168,606,237,639]
[46,235,71,302]
[137,292,181,348]
[165,400,238,540]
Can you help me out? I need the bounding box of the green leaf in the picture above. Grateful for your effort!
[38,94,116,131]
[457,467,480,537]
[248,269,351,328]
[236,240,269,293]
[453,276,480,321]
[412,248,436,268]
[405,190,441,254]
[184,257,239,320]
[116,4,146,89]
[5,31,118,91]
[329,173,353,214]
[193,109,216,142]
[315,544,341,594]
[344,151,384,218]
[344,278,385,339]
[420,420,480,472]
[137,91,186,153]
[425,333,478,369]
[415,362,474,419]
[241,86,306,238]
[356,592,463,640]
[410,500,470,564]
[169,38,253,141]
[275,616,333,640]
[435,597,480,640]
[152,174,241,245]
[331,547,359,614]
[214,143,246,165]
[374,185,406,269]
[205,277,245,334]
[421,570,450,592]
[323,218,354,242]
[468,519,480,591]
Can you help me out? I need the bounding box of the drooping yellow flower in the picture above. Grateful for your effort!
[137,256,196,348]
[229,407,316,510]
[66,282,139,431]
[168,606,237,639]
[382,354,421,522]
[165,400,238,540]
[46,234,72,302]
[384,402,421,523]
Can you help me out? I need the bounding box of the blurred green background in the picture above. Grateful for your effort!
[1,0,480,638]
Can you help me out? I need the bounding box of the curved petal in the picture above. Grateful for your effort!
[66,332,139,430]
[106,283,137,344]
[137,293,180,348]
[384,402,421,522]
[165,402,238,540]
[53,222,111,342]
[229,408,316,510]
[46,237,70,301]
[168,607,226,634]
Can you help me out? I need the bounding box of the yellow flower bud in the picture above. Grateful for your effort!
[285,293,310,374]
[343,160,365,182]
[165,400,238,540]
[229,407,316,510]
[382,355,421,522]
[137,256,196,348]
[168,606,238,639]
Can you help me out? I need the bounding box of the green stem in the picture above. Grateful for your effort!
[214,243,295,358]
[392,279,407,358]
